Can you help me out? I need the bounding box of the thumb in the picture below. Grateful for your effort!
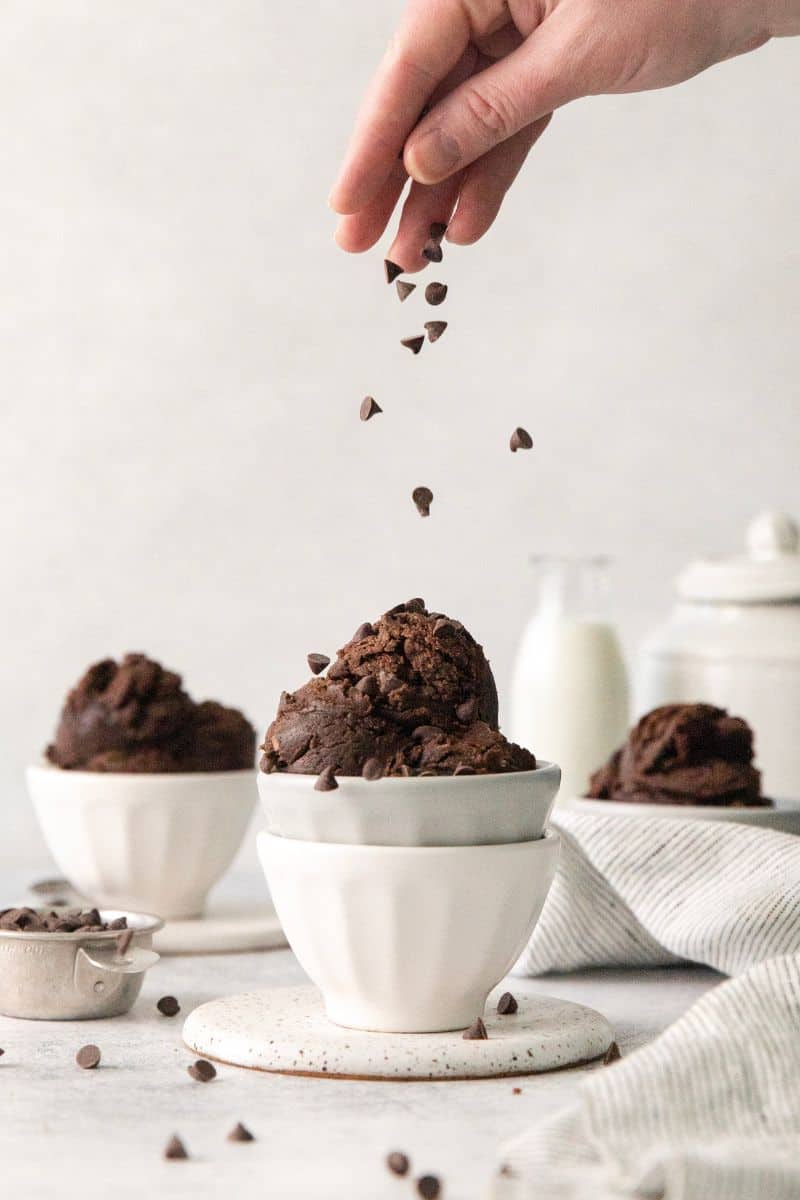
[404,10,595,185]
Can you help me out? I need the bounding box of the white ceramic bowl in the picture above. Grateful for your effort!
[567,795,800,835]
[258,762,561,846]
[258,828,560,1032]
[27,765,257,919]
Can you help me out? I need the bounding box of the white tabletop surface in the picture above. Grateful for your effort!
[0,869,720,1200]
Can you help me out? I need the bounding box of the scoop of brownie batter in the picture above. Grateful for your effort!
[261,600,535,778]
[587,703,766,807]
[46,654,255,773]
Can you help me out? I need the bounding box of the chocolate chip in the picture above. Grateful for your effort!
[157,995,180,1017]
[187,1059,216,1083]
[396,280,416,302]
[433,618,454,637]
[417,1175,441,1199]
[379,671,403,695]
[497,991,518,1015]
[509,427,533,452]
[456,699,476,722]
[108,917,128,930]
[401,335,424,355]
[228,1122,255,1143]
[384,259,403,284]
[314,766,338,792]
[29,877,70,895]
[355,675,379,698]
[307,653,330,675]
[422,240,443,263]
[164,1135,189,1161]
[387,1152,410,1176]
[604,1041,622,1065]
[512,1086,522,1095]
[76,1044,101,1070]
[424,281,448,306]
[405,597,426,612]
[352,622,374,642]
[454,764,475,776]
[462,1017,488,1040]
[412,725,440,741]
[412,486,433,517]
[429,222,447,243]
[424,320,447,343]
[53,920,80,932]
[0,1049,4,1057]
[362,758,383,781]
[116,929,133,957]
[84,908,101,926]
[359,396,382,422]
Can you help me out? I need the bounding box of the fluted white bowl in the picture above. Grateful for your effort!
[258,761,560,846]
[27,764,257,919]
[257,828,560,1032]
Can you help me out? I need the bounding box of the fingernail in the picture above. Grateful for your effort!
[407,128,461,182]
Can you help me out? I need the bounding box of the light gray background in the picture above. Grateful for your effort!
[1,2,797,867]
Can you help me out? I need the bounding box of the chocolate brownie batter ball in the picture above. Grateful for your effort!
[261,600,535,778]
[46,654,255,773]
[587,703,765,807]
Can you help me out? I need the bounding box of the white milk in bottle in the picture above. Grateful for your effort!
[510,557,630,803]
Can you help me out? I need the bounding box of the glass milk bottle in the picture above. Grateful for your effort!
[510,556,630,803]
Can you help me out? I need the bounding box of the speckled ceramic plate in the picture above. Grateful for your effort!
[182,983,613,1079]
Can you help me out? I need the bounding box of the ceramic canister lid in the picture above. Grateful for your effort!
[677,512,800,603]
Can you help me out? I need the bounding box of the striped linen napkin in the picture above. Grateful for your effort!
[495,813,800,1200]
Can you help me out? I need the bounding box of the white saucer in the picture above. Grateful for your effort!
[182,984,613,1079]
[154,900,286,955]
[567,795,800,834]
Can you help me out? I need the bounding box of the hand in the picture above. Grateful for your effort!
[330,0,793,269]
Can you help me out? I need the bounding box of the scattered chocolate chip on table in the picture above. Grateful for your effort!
[497,991,518,1015]
[387,1151,410,1176]
[157,995,180,1017]
[412,486,433,517]
[509,427,533,452]
[401,335,425,355]
[227,1122,255,1143]
[462,1017,489,1040]
[314,766,339,792]
[359,396,382,421]
[424,281,447,305]
[164,1135,189,1161]
[424,320,447,343]
[417,1174,442,1199]
[76,1045,101,1070]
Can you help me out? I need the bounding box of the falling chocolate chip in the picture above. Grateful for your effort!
[307,652,330,675]
[604,1041,622,1065]
[429,222,447,243]
[401,335,424,355]
[422,240,443,263]
[396,280,416,303]
[228,1122,255,1143]
[509,427,533,452]
[454,763,475,776]
[352,621,374,642]
[425,281,448,306]
[462,1017,488,1040]
[362,758,383,781]
[76,1044,101,1070]
[456,698,476,722]
[164,1135,189,1161]
[116,929,133,957]
[387,1152,410,1177]
[315,766,338,792]
[29,877,70,896]
[384,259,403,284]
[417,1175,442,1199]
[412,486,433,517]
[360,396,382,422]
[424,320,447,343]
[157,995,180,1017]
[187,1059,217,1083]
